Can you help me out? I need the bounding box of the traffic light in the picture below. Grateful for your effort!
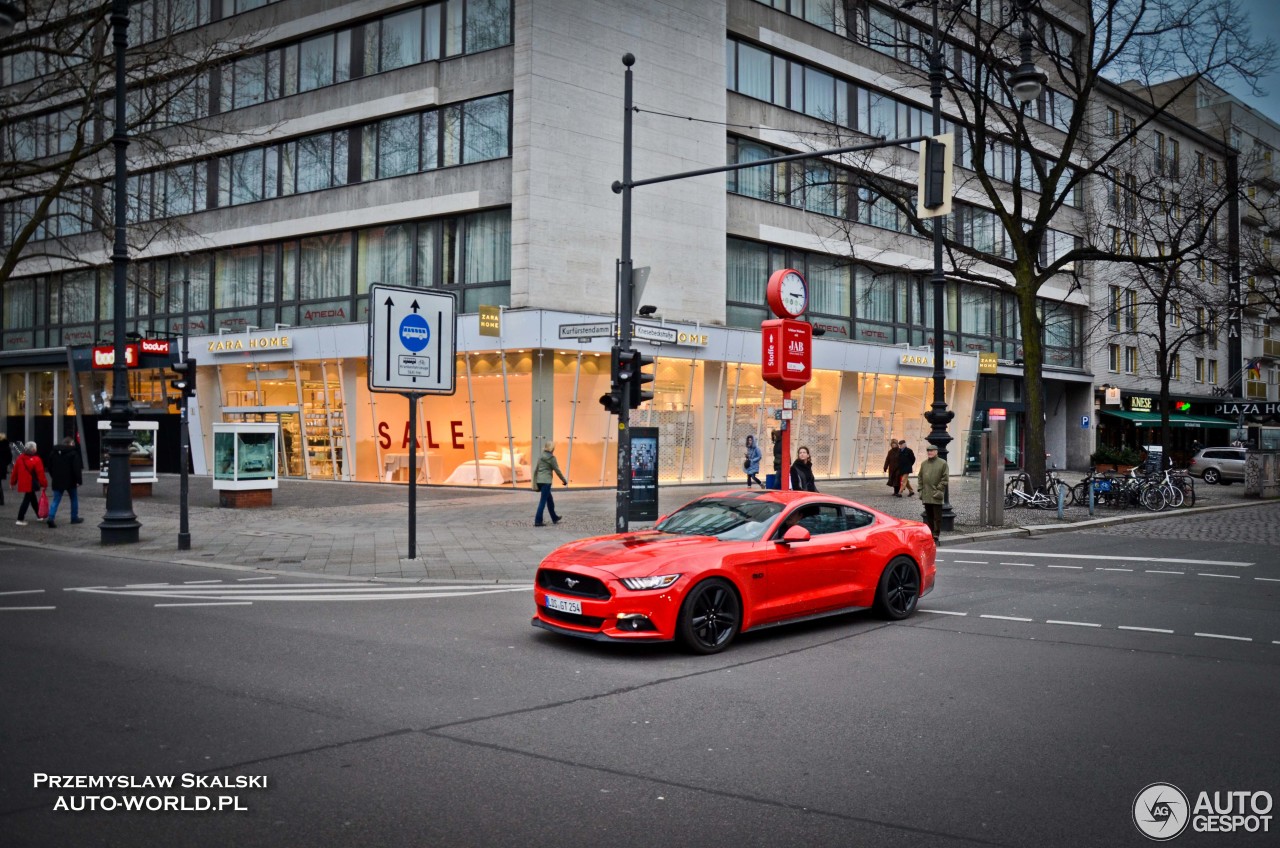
[923,136,947,209]
[629,349,654,409]
[170,357,197,399]
[598,390,625,416]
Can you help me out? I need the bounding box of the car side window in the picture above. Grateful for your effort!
[843,507,875,530]
[776,504,844,537]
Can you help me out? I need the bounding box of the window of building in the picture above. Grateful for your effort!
[1108,344,1120,372]
[1195,357,1205,382]
[1207,359,1218,384]
[1124,345,1137,374]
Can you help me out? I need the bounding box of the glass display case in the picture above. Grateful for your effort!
[212,423,280,490]
[96,420,159,484]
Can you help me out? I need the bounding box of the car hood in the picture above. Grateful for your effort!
[544,531,726,578]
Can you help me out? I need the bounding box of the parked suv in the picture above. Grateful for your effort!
[1188,447,1248,485]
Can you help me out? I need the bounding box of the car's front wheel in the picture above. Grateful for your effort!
[676,578,741,654]
[1203,468,1221,485]
[875,556,921,620]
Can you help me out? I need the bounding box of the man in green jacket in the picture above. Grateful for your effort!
[533,441,568,526]
[916,445,948,542]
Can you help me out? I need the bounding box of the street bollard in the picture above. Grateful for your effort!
[1089,480,1095,516]
[1057,482,1064,519]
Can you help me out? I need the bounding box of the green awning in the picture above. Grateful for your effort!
[1100,410,1235,428]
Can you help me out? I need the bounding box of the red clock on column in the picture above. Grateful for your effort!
[766,269,808,319]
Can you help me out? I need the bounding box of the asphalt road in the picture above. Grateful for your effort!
[1,507,1277,847]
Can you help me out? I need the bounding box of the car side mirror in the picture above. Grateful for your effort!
[777,524,811,545]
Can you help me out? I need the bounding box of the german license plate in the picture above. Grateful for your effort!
[545,594,582,615]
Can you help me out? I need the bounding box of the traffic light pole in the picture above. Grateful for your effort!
[615,54,636,534]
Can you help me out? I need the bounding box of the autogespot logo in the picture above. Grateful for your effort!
[1134,783,1190,841]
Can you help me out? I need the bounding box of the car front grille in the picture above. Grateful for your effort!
[540,606,606,628]
[537,569,610,600]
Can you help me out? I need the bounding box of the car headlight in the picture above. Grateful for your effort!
[619,574,681,591]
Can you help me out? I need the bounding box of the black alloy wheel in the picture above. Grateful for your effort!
[875,556,920,621]
[677,578,741,654]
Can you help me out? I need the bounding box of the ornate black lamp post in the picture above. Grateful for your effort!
[100,0,140,544]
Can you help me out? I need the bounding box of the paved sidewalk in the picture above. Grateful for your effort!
[1,472,1270,582]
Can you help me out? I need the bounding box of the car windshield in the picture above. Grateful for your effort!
[655,498,784,542]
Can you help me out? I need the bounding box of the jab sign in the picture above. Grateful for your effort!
[368,284,457,394]
[761,319,812,391]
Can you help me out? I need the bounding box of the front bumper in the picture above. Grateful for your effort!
[530,616,671,643]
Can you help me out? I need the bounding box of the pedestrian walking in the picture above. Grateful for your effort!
[10,441,47,526]
[883,439,900,495]
[743,435,763,488]
[897,440,917,497]
[533,440,568,526]
[917,445,948,542]
[46,437,84,528]
[790,445,818,492]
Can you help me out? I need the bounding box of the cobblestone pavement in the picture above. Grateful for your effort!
[1,471,1271,582]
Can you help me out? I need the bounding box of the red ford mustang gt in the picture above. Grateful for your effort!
[531,489,936,654]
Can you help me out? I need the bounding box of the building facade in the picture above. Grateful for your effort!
[6,0,1247,485]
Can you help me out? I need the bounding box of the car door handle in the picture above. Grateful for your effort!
[841,545,858,551]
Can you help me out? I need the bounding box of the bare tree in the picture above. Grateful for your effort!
[0,0,266,294]
[1086,135,1241,454]
[786,0,1273,486]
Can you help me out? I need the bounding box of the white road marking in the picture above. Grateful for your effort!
[236,576,278,582]
[954,560,988,564]
[1198,573,1240,579]
[1146,570,1185,575]
[1001,562,1036,567]
[925,611,1274,645]
[1194,632,1252,642]
[68,582,533,604]
[0,606,55,611]
[183,580,222,585]
[0,589,45,596]
[1048,565,1083,570]
[1096,567,1133,572]
[156,602,253,608]
[1257,577,1280,583]
[952,549,1253,567]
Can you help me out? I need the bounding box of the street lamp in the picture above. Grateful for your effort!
[1007,0,1047,104]
[100,0,140,544]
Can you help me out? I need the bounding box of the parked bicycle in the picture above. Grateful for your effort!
[1004,486,1057,510]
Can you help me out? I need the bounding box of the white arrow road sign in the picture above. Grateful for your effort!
[368,284,457,394]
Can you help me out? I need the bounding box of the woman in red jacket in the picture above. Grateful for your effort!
[10,441,47,526]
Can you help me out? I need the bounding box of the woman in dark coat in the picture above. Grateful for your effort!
[897,441,917,497]
[790,445,818,492]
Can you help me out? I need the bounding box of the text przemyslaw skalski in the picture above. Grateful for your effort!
[34,773,268,790]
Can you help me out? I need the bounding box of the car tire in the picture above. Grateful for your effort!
[874,556,920,621]
[676,578,741,655]
[1202,468,1220,485]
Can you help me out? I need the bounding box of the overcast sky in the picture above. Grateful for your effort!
[1224,0,1280,121]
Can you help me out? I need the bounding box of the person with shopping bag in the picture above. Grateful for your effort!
[10,441,47,526]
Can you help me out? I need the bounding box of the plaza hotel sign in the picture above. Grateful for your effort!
[206,334,294,354]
